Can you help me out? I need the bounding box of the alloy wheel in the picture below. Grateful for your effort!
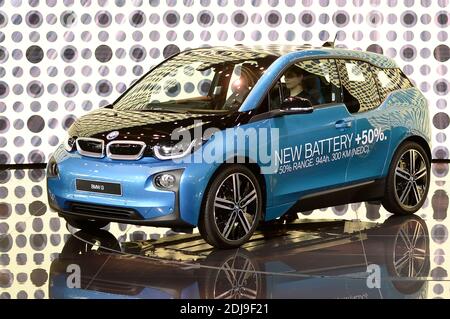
[213,173,259,242]
[213,254,259,299]
[393,220,427,277]
[394,149,428,208]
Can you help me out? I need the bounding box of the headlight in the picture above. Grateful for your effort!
[64,135,76,152]
[47,157,59,178]
[154,138,204,160]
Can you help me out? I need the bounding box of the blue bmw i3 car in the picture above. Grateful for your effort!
[47,44,431,248]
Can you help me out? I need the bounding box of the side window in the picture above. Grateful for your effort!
[268,59,340,110]
[336,60,380,114]
[374,67,413,101]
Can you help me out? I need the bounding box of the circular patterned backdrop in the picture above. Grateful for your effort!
[0,1,449,299]
[0,0,448,163]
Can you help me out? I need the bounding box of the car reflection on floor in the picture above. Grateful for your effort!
[49,215,430,299]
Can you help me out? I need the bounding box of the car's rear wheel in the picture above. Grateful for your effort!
[62,214,109,230]
[199,165,262,249]
[382,141,430,215]
[383,215,430,295]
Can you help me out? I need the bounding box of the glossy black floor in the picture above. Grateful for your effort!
[0,163,449,299]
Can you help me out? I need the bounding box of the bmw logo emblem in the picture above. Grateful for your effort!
[106,131,120,140]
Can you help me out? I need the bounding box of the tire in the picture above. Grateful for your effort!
[198,249,265,299]
[383,215,430,295]
[382,141,430,215]
[199,165,263,249]
[62,214,109,230]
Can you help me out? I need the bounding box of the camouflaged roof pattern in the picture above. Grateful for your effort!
[185,45,398,69]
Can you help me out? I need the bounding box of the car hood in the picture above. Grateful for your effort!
[68,108,249,146]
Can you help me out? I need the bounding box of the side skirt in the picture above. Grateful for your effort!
[285,178,386,214]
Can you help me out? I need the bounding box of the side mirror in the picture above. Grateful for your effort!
[280,96,313,114]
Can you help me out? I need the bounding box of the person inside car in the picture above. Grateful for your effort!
[284,66,318,104]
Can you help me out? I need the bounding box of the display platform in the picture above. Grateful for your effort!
[0,163,448,299]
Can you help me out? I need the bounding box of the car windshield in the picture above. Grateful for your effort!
[113,48,277,113]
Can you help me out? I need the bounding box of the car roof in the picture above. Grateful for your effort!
[184,44,397,69]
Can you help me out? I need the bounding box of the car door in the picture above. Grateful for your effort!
[269,58,356,206]
[335,59,391,183]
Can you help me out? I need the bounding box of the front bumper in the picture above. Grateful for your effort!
[51,203,190,228]
[46,145,216,228]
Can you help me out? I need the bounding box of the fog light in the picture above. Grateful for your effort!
[154,173,176,189]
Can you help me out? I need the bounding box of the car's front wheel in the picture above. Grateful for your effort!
[199,165,263,249]
[382,141,430,215]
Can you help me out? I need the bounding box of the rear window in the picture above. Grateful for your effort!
[373,67,413,100]
[336,59,381,113]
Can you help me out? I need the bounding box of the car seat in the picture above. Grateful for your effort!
[303,74,325,105]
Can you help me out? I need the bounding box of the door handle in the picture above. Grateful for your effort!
[335,119,352,129]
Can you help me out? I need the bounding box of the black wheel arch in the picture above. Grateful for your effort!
[198,157,268,224]
[395,135,432,163]
[385,134,432,177]
[402,135,432,162]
